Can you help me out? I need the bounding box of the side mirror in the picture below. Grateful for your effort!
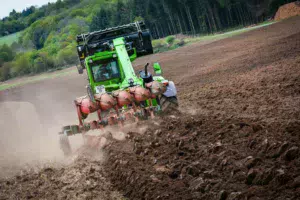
[153,63,162,75]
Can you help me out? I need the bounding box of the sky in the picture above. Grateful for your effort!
[0,0,57,19]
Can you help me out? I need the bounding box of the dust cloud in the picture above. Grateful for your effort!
[0,100,150,178]
[0,101,83,178]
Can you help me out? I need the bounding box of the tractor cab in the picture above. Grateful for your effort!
[84,39,139,95]
[85,53,123,95]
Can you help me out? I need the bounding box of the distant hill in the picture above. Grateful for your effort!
[0,0,81,36]
[1,0,298,82]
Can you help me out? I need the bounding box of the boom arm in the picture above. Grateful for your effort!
[113,38,141,88]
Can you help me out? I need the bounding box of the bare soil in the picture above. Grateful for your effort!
[275,1,300,21]
[0,17,300,200]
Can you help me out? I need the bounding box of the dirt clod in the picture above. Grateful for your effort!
[219,190,228,200]
[284,146,299,161]
[245,157,261,169]
[275,1,300,21]
[246,169,258,185]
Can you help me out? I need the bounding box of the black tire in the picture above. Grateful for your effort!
[160,96,179,114]
[146,48,154,55]
[59,134,72,157]
[143,40,153,55]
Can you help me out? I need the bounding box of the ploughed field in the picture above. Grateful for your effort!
[0,17,300,200]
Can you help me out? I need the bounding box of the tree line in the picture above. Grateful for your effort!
[0,0,298,82]
[2,0,297,38]
[90,0,298,38]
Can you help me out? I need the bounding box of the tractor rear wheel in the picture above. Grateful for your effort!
[59,134,72,157]
[160,96,179,113]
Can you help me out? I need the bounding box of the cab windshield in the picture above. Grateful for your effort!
[91,59,120,82]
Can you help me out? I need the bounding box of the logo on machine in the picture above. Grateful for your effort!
[95,85,106,94]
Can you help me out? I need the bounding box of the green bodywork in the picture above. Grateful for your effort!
[84,37,166,107]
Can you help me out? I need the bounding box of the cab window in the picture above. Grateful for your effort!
[91,60,120,82]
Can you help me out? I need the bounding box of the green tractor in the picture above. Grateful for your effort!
[59,22,178,156]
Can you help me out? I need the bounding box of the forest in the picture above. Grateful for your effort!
[0,0,297,81]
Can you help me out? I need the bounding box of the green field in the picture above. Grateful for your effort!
[0,32,22,46]
[184,21,274,43]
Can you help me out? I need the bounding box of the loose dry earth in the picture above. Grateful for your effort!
[0,17,300,200]
[275,1,300,21]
